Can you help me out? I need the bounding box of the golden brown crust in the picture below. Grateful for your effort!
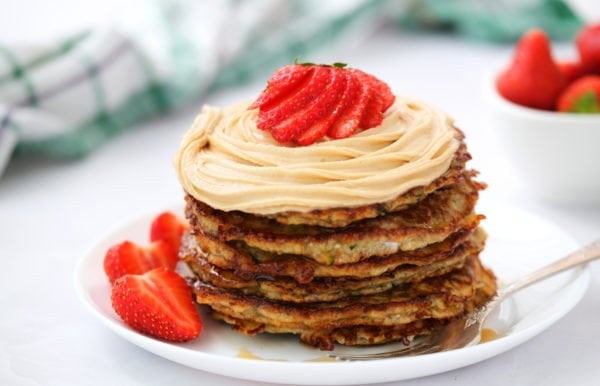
[185,172,485,265]
[189,255,496,350]
[180,227,480,283]
[265,139,472,228]
[181,228,487,302]
[211,311,445,351]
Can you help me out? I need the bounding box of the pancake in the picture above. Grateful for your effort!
[266,140,472,228]
[189,255,496,350]
[181,227,487,302]
[210,310,446,350]
[181,226,479,284]
[186,172,485,265]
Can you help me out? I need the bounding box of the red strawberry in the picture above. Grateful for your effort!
[557,60,586,83]
[354,69,394,128]
[556,75,600,112]
[250,62,395,145]
[576,23,600,73]
[104,240,178,284]
[150,211,188,258]
[111,268,202,342]
[248,65,312,110]
[256,66,328,142]
[328,75,370,139]
[497,28,566,110]
[266,66,340,143]
[296,70,349,145]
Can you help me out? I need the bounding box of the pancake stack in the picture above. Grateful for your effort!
[178,129,497,350]
[175,62,496,350]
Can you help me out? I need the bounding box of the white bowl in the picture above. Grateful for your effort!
[483,70,600,204]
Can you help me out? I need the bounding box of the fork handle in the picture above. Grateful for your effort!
[498,239,600,300]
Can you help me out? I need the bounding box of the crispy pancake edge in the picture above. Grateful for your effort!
[182,228,487,302]
[186,173,485,264]
[266,139,472,227]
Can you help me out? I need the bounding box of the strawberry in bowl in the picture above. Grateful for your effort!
[496,24,600,113]
[485,24,600,204]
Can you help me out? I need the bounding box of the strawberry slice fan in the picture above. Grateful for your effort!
[249,63,395,145]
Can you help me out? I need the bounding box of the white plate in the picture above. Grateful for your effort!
[74,200,590,385]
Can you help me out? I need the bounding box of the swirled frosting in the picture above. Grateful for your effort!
[174,96,460,214]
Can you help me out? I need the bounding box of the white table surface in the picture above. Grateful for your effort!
[2,5,600,386]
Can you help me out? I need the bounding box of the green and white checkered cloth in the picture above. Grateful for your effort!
[0,0,394,176]
[0,0,581,176]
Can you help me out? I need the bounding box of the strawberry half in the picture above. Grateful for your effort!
[250,62,395,145]
[103,240,178,284]
[150,211,189,258]
[111,268,202,342]
[497,28,566,110]
[557,75,600,113]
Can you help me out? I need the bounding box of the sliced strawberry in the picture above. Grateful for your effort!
[557,75,600,112]
[272,66,348,144]
[497,28,566,110]
[265,66,337,142]
[576,23,600,73]
[354,69,395,128]
[103,240,178,284]
[111,268,202,342]
[150,211,189,258]
[256,66,331,142]
[296,70,350,145]
[328,72,370,139]
[248,65,312,110]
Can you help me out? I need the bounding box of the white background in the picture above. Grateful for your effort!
[1,1,600,385]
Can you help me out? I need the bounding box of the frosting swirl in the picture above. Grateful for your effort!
[174,96,460,214]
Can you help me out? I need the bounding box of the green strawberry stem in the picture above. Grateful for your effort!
[571,91,600,113]
[293,56,347,68]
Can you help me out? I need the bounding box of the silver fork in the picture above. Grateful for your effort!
[329,239,600,361]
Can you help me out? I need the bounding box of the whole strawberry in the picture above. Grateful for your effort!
[576,23,600,73]
[249,62,394,145]
[557,75,600,113]
[111,268,202,342]
[497,28,566,110]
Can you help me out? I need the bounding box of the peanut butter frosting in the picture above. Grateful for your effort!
[174,96,460,215]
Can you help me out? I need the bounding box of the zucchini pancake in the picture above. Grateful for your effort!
[174,63,496,350]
